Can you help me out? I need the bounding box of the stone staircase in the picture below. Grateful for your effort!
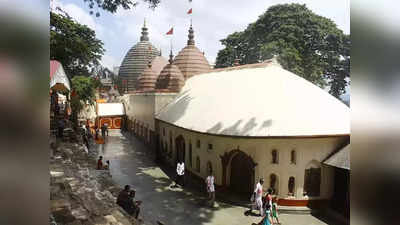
[50,141,144,225]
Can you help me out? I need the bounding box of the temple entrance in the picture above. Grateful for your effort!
[175,135,185,165]
[230,151,254,195]
[304,161,321,197]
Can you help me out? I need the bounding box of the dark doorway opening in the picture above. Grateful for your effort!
[230,151,254,195]
[175,135,185,165]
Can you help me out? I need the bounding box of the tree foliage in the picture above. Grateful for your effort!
[50,11,104,78]
[81,0,161,16]
[70,76,101,124]
[215,4,350,98]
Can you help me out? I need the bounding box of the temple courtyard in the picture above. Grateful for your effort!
[96,130,342,225]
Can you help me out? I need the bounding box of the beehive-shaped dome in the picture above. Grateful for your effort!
[173,25,211,80]
[118,21,160,92]
[156,51,185,92]
[150,56,168,75]
[136,60,159,92]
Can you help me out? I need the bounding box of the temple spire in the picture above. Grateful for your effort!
[140,19,149,41]
[169,49,174,64]
[187,24,195,45]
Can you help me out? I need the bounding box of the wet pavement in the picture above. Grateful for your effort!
[96,130,341,225]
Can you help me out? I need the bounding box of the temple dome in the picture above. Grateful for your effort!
[149,56,168,76]
[118,22,160,92]
[173,25,211,80]
[156,51,185,92]
[156,62,350,137]
[136,62,158,92]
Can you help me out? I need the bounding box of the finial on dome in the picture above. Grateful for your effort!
[187,24,195,45]
[140,19,149,41]
[169,49,174,64]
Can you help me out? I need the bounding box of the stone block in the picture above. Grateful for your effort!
[52,207,75,224]
[111,209,132,225]
[71,206,89,220]
[51,199,71,212]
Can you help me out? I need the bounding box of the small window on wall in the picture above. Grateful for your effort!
[291,150,296,164]
[207,161,212,174]
[272,150,278,164]
[189,142,193,168]
[196,139,201,148]
[208,144,213,150]
[270,173,278,195]
[196,156,201,172]
[288,177,295,196]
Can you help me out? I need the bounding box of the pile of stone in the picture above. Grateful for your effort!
[50,141,143,225]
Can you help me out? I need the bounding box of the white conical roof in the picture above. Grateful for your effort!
[156,64,350,137]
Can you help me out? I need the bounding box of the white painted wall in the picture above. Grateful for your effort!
[123,93,177,131]
[158,121,348,201]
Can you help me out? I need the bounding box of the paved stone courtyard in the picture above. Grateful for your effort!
[97,130,338,225]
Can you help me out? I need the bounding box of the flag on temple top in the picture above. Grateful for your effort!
[166,27,173,35]
[187,8,192,14]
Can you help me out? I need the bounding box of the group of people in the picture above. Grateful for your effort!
[249,178,280,225]
[94,123,109,142]
[117,185,142,219]
[174,161,216,206]
[97,156,110,170]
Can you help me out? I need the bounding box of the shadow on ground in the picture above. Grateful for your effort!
[97,131,236,225]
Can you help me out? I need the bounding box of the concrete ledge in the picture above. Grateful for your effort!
[277,206,313,215]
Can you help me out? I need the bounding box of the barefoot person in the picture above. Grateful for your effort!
[271,198,280,224]
[250,178,264,216]
[205,170,215,206]
[128,190,142,219]
[176,160,185,187]
[97,156,104,170]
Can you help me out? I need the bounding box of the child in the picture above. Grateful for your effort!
[104,160,110,170]
[271,198,280,224]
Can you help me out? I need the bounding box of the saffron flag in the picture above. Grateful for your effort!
[166,27,173,35]
[187,8,192,14]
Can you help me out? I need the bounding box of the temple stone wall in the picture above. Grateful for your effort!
[157,120,348,201]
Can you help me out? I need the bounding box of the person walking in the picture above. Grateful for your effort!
[176,160,185,187]
[271,198,280,224]
[205,170,215,206]
[250,178,264,216]
[101,124,107,143]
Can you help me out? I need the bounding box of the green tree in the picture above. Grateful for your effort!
[80,0,161,16]
[50,11,105,78]
[70,76,101,125]
[215,3,350,98]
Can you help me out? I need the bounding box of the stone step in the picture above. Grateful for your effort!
[277,205,313,215]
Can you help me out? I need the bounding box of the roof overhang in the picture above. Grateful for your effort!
[323,144,350,170]
[97,103,125,117]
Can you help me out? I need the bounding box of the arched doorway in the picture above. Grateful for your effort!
[175,135,185,165]
[304,161,321,197]
[230,151,255,195]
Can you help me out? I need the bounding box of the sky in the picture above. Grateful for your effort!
[51,0,350,71]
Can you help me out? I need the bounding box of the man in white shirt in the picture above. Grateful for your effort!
[176,160,185,187]
[250,178,264,216]
[206,170,215,206]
